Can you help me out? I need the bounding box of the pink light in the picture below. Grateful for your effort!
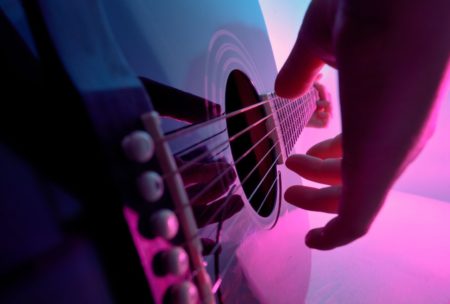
[306,190,450,302]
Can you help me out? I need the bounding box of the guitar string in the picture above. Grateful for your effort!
[186,100,313,288]
[172,89,314,163]
[209,163,282,295]
[191,91,316,208]
[173,127,228,157]
[194,98,312,237]
[255,170,280,214]
[169,90,316,165]
[161,91,316,184]
[167,105,278,180]
[204,102,314,290]
[158,87,316,143]
[184,126,284,282]
[188,125,278,196]
[162,99,272,141]
[183,97,312,246]
[187,97,311,207]
[173,96,308,252]
[164,93,314,288]
[164,92,311,180]
[187,96,313,232]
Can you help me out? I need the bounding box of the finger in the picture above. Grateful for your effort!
[286,154,341,185]
[275,41,324,99]
[313,82,332,102]
[305,227,344,250]
[305,216,368,250]
[275,0,337,99]
[316,99,332,117]
[316,99,330,109]
[307,110,330,128]
[306,134,342,159]
[284,185,340,213]
[307,98,332,128]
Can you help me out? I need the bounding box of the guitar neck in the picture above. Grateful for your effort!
[263,87,318,162]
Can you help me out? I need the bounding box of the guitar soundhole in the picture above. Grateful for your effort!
[225,70,278,217]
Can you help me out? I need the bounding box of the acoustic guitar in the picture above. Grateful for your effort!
[3,1,323,303]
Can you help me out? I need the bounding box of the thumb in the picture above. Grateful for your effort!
[305,216,368,250]
[275,0,337,99]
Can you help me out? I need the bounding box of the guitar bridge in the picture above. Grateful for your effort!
[142,111,215,304]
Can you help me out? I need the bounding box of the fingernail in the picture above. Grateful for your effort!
[284,186,296,203]
[285,156,294,168]
[305,228,324,248]
[305,230,316,247]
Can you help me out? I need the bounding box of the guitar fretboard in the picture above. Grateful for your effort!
[271,88,318,156]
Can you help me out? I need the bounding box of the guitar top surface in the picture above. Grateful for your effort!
[0,1,313,303]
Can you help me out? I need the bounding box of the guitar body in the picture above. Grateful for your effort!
[1,1,311,303]
[101,2,312,303]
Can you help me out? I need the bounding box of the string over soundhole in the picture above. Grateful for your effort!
[225,71,279,217]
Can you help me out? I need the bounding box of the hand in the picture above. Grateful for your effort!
[276,0,449,249]
[285,134,367,249]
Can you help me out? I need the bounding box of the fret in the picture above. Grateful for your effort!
[261,87,318,164]
[273,88,318,157]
